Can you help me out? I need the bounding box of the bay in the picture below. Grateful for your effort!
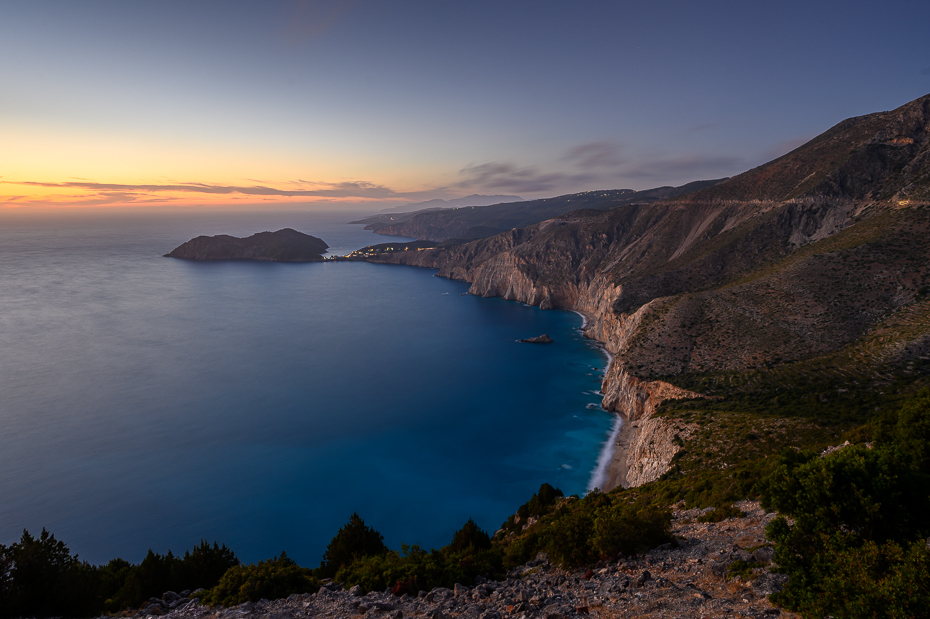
[0,209,612,565]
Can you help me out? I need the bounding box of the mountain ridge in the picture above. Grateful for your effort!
[357,180,725,244]
[376,194,523,213]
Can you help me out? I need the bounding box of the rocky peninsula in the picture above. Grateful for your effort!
[165,229,328,262]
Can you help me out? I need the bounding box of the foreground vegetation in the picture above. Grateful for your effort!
[2,387,927,618]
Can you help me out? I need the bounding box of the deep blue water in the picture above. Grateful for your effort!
[0,209,612,566]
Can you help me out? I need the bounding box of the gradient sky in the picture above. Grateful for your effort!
[2,0,929,209]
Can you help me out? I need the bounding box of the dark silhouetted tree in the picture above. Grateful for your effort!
[318,513,387,577]
[449,518,491,553]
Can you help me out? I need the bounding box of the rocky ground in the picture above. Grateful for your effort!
[124,500,793,619]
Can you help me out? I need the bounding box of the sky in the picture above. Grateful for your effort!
[2,0,929,210]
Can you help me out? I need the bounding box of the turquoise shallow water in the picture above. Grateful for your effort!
[0,209,612,565]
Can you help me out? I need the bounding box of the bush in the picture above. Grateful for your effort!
[318,513,388,578]
[0,528,97,618]
[590,503,673,559]
[501,483,565,536]
[800,539,930,618]
[199,552,317,606]
[516,483,564,521]
[759,389,930,617]
[100,540,238,611]
[501,491,673,569]
[0,531,239,617]
[333,519,503,594]
[449,518,492,553]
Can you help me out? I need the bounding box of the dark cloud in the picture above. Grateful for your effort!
[561,141,626,169]
[456,145,743,195]
[621,154,742,179]
[457,162,596,194]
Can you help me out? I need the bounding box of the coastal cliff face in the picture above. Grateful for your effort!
[624,416,699,488]
[372,93,930,489]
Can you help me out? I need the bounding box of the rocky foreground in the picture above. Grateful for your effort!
[124,501,791,619]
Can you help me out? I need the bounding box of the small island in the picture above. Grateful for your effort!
[165,228,329,262]
[518,334,554,344]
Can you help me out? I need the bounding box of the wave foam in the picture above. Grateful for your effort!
[587,413,623,493]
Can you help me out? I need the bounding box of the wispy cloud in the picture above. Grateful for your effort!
[4,137,751,208]
[456,162,597,194]
[683,123,717,134]
[561,141,627,169]
[457,141,743,194]
[621,153,742,179]
[284,0,357,43]
[8,179,400,199]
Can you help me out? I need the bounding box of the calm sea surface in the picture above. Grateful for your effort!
[0,209,613,565]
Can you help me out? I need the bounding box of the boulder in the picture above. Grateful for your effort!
[752,572,789,596]
[752,546,776,564]
[634,570,651,587]
[162,591,181,603]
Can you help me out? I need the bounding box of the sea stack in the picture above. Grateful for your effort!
[519,334,554,344]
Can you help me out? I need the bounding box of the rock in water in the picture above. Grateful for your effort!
[519,334,554,344]
[165,228,329,262]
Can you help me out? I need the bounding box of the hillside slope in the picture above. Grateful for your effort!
[361,180,723,243]
[372,93,930,488]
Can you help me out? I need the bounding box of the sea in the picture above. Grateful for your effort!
[0,208,615,566]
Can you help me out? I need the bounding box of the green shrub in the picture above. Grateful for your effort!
[198,552,317,606]
[590,503,673,559]
[793,539,930,619]
[335,543,503,594]
[0,531,239,617]
[543,503,599,567]
[726,559,757,581]
[0,528,105,618]
[449,518,491,553]
[501,483,565,536]
[318,513,388,578]
[500,491,673,569]
[759,389,930,617]
[100,540,238,611]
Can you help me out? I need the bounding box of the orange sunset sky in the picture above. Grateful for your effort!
[3,0,928,211]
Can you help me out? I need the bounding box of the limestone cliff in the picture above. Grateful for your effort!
[624,416,700,488]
